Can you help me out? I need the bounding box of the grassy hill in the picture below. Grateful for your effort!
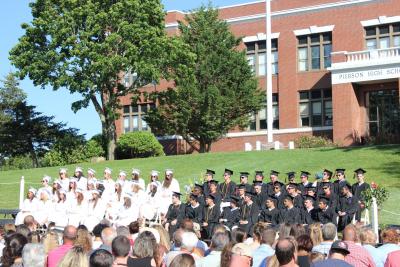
[1,145,399,225]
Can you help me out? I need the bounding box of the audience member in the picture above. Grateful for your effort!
[342,225,375,267]
[128,231,158,267]
[92,224,108,250]
[275,237,298,267]
[47,225,77,267]
[112,236,131,267]
[253,228,276,267]
[58,246,89,267]
[170,253,195,267]
[15,225,30,240]
[1,233,28,267]
[250,223,268,251]
[290,224,306,239]
[75,228,93,254]
[128,221,140,242]
[296,235,313,267]
[90,249,114,267]
[360,228,385,267]
[41,230,59,253]
[385,250,400,267]
[312,223,336,257]
[312,240,353,267]
[232,228,247,244]
[23,215,37,232]
[309,224,323,247]
[230,242,253,267]
[196,231,230,267]
[378,228,400,262]
[22,243,46,267]
[98,227,117,253]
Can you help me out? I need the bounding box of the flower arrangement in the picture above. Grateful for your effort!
[361,182,389,208]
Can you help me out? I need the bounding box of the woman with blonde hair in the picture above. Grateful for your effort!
[309,223,323,247]
[74,229,93,254]
[152,224,171,251]
[41,230,59,254]
[58,246,89,267]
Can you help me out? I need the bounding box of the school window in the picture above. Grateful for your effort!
[365,23,400,50]
[297,33,332,71]
[249,93,279,131]
[299,89,332,127]
[122,103,156,133]
[246,39,278,76]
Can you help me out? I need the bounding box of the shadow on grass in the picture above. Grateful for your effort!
[321,144,400,154]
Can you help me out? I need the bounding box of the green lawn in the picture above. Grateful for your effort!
[1,145,399,224]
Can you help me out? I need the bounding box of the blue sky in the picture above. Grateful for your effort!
[0,0,252,139]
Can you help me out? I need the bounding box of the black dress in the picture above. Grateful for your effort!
[127,256,152,267]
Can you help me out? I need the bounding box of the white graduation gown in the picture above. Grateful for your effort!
[34,200,54,225]
[15,198,39,225]
[82,199,106,231]
[48,200,68,227]
[67,198,88,227]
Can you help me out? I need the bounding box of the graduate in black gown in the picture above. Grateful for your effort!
[219,168,236,201]
[239,191,259,236]
[272,181,286,210]
[192,183,206,207]
[253,181,267,209]
[201,194,220,239]
[318,182,339,212]
[286,171,296,184]
[317,169,333,197]
[351,168,370,222]
[253,171,269,194]
[298,171,312,196]
[236,184,246,208]
[259,196,281,226]
[208,180,222,206]
[219,196,241,230]
[266,170,284,196]
[337,184,358,231]
[202,169,215,197]
[333,169,351,196]
[164,192,186,237]
[280,195,302,225]
[239,172,253,192]
[185,194,203,224]
[286,183,304,209]
[301,196,319,224]
[317,196,338,225]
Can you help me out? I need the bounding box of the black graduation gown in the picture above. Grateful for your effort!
[166,203,186,235]
[210,192,223,207]
[280,207,302,224]
[301,208,319,224]
[219,181,237,200]
[273,193,286,210]
[259,208,281,226]
[239,202,259,236]
[293,194,304,209]
[203,181,210,196]
[352,182,370,221]
[202,205,220,239]
[266,182,286,196]
[317,206,338,225]
[333,180,351,195]
[254,193,267,210]
[240,183,253,192]
[338,195,358,231]
[298,182,312,196]
[220,207,241,229]
[316,181,333,197]
[185,204,204,224]
[318,194,339,212]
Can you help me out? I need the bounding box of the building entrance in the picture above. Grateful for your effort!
[366,89,400,142]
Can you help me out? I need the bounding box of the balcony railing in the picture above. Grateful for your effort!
[346,47,400,62]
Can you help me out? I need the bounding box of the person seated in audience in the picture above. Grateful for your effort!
[377,228,400,263]
[360,228,385,267]
[312,240,353,267]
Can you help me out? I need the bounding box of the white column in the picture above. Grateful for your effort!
[266,0,274,143]
[372,197,379,243]
[19,176,25,209]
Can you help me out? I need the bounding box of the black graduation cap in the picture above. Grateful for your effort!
[206,194,215,201]
[252,180,263,186]
[240,172,250,178]
[286,172,296,179]
[224,168,234,176]
[206,169,215,175]
[194,183,203,190]
[335,168,346,174]
[190,194,199,201]
[273,181,284,188]
[209,180,219,185]
[321,182,332,189]
[342,183,351,191]
[354,168,366,174]
[323,169,333,176]
[284,195,294,202]
[305,184,317,191]
[172,192,182,198]
[300,171,311,177]
[245,191,255,197]
[230,196,240,203]
[318,196,330,204]
[287,183,298,190]
[266,195,278,203]
[237,184,246,190]
[305,195,316,202]
[255,171,264,177]
[270,170,280,176]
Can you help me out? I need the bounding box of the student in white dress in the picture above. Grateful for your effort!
[102,167,115,204]
[34,189,53,226]
[85,179,97,200]
[157,169,180,215]
[51,180,62,202]
[67,189,87,227]
[131,169,145,191]
[117,170,131,194]
[15,188,39,225]
[87,168,97,185]
[48,189,68,227]
[66,178,78,202]
[115,192,139,227]
[141,182,162,222]
[74,166,88,191]
[58,168,70,191]
[146,170,161,194]
[82,190,106,231]
[37,176,53,201]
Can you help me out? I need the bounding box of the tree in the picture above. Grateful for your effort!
[10,0,172,160]
[0,72,27,123]
[145,6,264,152]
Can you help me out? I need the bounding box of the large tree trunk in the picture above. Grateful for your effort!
[199,139,206,153]
[102,119,117,161]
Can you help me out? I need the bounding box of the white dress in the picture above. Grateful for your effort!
[67,198,88,227]
[15,198,39,225]
[34,200,54,225]
[102,179,116,204]
[115,204,139,227]
[76,177,88,191]
[48,200,68,227]
[82,199,106,231]
[59,178,70,191]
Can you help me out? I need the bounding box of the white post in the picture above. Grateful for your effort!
[288,141,295,149]
[266,0,273,143]
[372,197,379,243]
[19,176,25,209]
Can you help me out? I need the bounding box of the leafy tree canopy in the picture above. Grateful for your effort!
[145,6,264,152]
